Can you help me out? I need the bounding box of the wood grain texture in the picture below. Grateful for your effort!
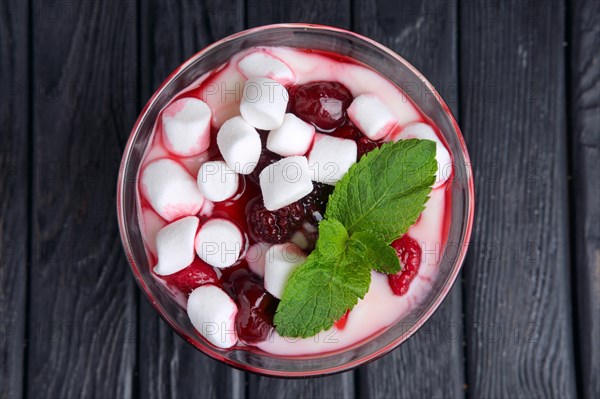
[460,0,577,397]
[568,0,600,398]
[246,0,352,28]
[138,1,245,398]
[0,1,593,397]
[27,1,138,397]
[137,312,244,399]
[248,373,355,399]
[245,1,356,397]
[353,1,465,397]
[0,1,28,398]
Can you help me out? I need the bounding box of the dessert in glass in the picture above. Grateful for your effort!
[117,24,474,377]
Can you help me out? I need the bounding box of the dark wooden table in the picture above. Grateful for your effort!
[1,0,598,398]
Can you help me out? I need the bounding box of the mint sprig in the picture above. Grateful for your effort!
[274,139,437,338]
[347,231,401,274]
[326,139,437,242]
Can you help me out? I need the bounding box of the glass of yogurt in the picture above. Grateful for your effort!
[117,24,474,377]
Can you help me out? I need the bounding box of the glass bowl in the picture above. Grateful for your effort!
[117,23,474,377]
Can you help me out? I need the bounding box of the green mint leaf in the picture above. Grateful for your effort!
[274,139,437,338]
[274,251,371,338]
[315,218,348,259]
[325,139,437,243]
[348,231,400,274]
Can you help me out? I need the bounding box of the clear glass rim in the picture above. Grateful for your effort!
[117,23,475,378]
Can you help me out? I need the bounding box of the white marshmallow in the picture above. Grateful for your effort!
[197,160,239,202]
[195,219,244,268]
[180,151,211,177]
[187,285,238,349]
[266,113,315,156]
[141,158,205,222]
[307,133,357,185]
[259,156,313,211]
[290,231,310,251]
[217,116,262,175]
[201,68,245,128]
[245,242,271,277]
[141,208,166,257]
[303,221,318,233]
[143,143,170,164]
[240,77,288,130]
[199,200,215,217]
[154,216,199,276]
[392,122,452,188]
[162,98,211,157]
[348,94,398,140]
[237,51,295,85]
[264,243,306,299]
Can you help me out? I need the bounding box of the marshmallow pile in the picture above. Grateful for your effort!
[151,214,246,349]
[139,48,453,349]
[140,51,304,349]
[212,67,303,210]
[152,216,245,276]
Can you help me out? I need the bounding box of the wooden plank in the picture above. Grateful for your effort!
[568,0,600,398]
[353,1,465,398]
[0,1,29,398]
[247,0,352,27]
[245,1,356,397]
[248,372,355,399]
[27,1,138,397]
[460,1,577,397]
[138,1,245,398]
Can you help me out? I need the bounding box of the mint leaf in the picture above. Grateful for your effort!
[348,231,400,274]
[274,139,437,338]
[274,251,371,338]
[326,139,437,243]
[315,218,348,259]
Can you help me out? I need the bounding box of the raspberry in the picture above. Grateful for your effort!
[162,258,219,296]
[388,235,422,296]
[300,182,334,225]
[220,265,253,300]
[247,150,281,186]
[286,85,298,112]
[291,81,353,132]
[247,197,305,243]
[218,266,278,343]
[357,137,381,159]
[334,309,350,330]
[235,277,278,343]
